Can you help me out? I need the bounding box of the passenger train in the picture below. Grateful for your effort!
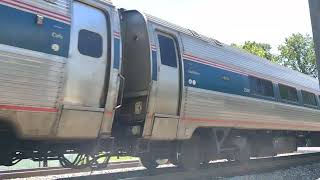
[0,0,320,169]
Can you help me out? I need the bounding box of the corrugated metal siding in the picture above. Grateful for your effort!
[183,87,320,131]
[146,14,191,35]
[98,0,113,5]
[145,14,319,93]
[20,0,71,17]
[146,14,218,45]
[0,45,64,108]
[17,0,114,18]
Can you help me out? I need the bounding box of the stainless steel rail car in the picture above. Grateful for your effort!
[0,0,122,166]
[2,0,320,170]
[114,10,320,169]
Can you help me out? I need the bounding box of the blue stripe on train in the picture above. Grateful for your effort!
[113,38,121,69]
[184,59,250,96]
[0,4,70,57]
[152,51,158,81]
[183,59,320,110]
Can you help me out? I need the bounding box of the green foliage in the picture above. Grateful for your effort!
[232,34,318,78]
[231,41,277,62]
[277,33,317,77]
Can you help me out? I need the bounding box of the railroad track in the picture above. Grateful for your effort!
[3,152,320,180]
[60,152,320,180]
[0,160,141,179]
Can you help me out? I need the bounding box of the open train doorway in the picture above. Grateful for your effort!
[112,10,152,143]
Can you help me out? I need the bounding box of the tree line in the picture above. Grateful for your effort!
[231,33,318,78]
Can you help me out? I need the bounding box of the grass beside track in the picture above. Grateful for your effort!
[0,156,139,171]
[109,156,139,162]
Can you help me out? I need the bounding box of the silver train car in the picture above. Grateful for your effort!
[115,10,320,169]
[1,0,320,169]
[0,0,121,166]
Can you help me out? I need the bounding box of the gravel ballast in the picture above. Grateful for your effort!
[221,163,320,180]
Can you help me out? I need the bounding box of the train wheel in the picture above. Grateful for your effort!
[178,134,201,170]
[140,154,158,169]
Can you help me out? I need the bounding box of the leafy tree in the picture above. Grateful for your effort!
[232,34,318,78]
[231,41,277,62]
[277,33,317,78]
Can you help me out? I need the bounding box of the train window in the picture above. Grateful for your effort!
[78,29,103,58]
[158,34,178,68]
[279,84,298,102]
[249,77,274,97]
[302,90,317,106]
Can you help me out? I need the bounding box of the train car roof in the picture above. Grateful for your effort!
[90,0,113,6]
[98,0,113,5]
[143,13,320,93]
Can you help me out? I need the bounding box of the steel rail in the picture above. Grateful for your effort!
[0,160,141,179]
[62,152,320,180]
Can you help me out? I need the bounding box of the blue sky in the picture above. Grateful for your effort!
[113,0,312,52]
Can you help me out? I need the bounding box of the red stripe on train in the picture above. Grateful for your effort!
[182,117,320,130]
[183,53,248,76]
[0,105,58,112]
[0,0,71,23]
[113,32,121,38]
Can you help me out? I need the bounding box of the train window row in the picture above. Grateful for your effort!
[279,84,298,103]
[249,76,318,108]
[249,77,274,98]
[302,90,317,106]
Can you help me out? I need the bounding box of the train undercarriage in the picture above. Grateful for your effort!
[111,118,319,170]
[138,130,315,169]
[1,116,320,170]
